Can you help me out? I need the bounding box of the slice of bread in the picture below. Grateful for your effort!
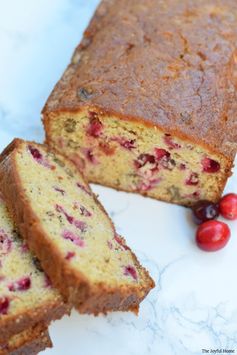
[0,139,154,314]
[0,323,52,355]
[0,191,68,343]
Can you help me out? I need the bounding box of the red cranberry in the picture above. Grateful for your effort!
[17,277,31,291]
[87,116,103,137]
[179,163,186,170]
[9,277,31,291]
[164,134,181,149]
[154,148,175,170]
[220,193,237,220]
[74,219,87,232]
[28,145,54,169]
[134,154,156,169]
[196,220,230,251]
[56,204,73,224]
[28,145,42,160]
[186,172,199,186]
[84,148,97,164]
[110,137,136,150]
[62,230,85,248]
[65,251,76,260]
[124,265,138,280]
[192,200,219,224]
[119,139,136,150]
[202,157,220,173]
[0,297,9,315]
[162,159,176,171]
[55,205,87,232]
[138,178,161,192]
[154,148,170,160]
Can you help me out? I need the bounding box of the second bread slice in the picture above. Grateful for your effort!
[0,139,154,314]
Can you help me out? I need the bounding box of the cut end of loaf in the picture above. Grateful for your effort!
[0,139,154,314]
[44,108,232,207]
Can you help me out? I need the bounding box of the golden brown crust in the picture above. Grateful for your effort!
[0,139,154,314]
[0,323,52,355]
[43,0,237,161]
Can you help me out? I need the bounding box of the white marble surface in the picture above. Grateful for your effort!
[1,1,237,354]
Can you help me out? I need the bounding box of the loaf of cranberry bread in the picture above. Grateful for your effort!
[0,139,154,314]
[0,324,52,355]
[43,0,237,206]
[0,192,68,343]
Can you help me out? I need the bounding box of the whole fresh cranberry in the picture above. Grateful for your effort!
[219,193,237,220]
[196,220,230,251]
[192,200,219,224]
